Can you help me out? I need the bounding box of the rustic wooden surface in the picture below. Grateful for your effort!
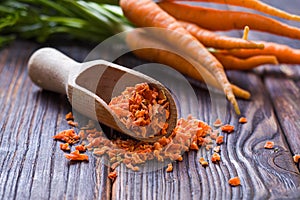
[1,1,300,200]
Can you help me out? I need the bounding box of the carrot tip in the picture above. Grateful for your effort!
[238,90,251,100]
[242,26,249,40]
[234,103,241,115]
[227,94,241,115]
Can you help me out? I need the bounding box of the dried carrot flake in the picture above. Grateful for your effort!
[57,84,215,172]
[65,150,88,161]
[264,141,274,149]
[210,130,219,140]
[53,129,80,144]
[293,154,300,163]
[109,83,170,138]
[213,118,222,127]
[108,171,117,180]
[190,141,199,150]
[166,163,173,172]
[221,124,235,133]
[228,177,241,186]
[75,144,86,152]
[238,117,247,124]
[176,155,183,162]
[65,112,74,120]
[211,153,221,163]
[216,135,224,145]
[213,146,221,153]
[126,163,140,171]
[199,157,208,167]
[67,120,78,127]
[60,143,70,151]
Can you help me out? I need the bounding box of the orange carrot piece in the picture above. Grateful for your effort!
[60,143,70,151]
[65,112,74,120]
[199,157,209,166]
[293,154,300,163]
[166,163,173,172]
[212,53,278,70]
[65,150,89,161]
[75,144,87,152]
[180,21,264,49]
[213,118,223,127]
[221,124,235,133]
[264,141,274,149]
[126,30,251,100]
[67,120,78,127]
[228,176,241,186]
[218,42,300,64]
[108,171,118,180]
[53,129,80,144]
[121,0,240,114]
[211,152,221,163]
[213,146,221,153]
[166,0,300,21]
[239,117,247,124]
[216,135,224,145]
[158,2,300,40]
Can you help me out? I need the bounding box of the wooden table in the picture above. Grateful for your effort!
[1,1,300,199]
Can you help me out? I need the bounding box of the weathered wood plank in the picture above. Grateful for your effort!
[264,75,300,169]
[112,52,300,199]
[228,71,300,199]
[1,1,300,198]
[227,0,300,171]
[110,2,300,196]
[0,41,110,200]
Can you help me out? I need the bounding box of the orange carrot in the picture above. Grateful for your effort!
[158,2,300,40]
[165,0,300,21]
[217,42,300,64]
[126,30,251,99]
[212,53,278,70]
[120,0,240,114]
[180,21,264,49]
[228,176,241,186]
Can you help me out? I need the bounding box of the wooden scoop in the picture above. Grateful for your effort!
[28,47,177,142]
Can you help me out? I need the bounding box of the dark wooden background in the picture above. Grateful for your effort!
[1,1,300,199]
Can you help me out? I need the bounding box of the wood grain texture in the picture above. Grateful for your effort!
[264,75,300,167]
[1,1,300,199]
[112,54,300,200]
[0,42,300,200]
[0,41,110,200]
[234,0,300,172]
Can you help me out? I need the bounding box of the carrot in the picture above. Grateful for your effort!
[158,2,300,40]
[165,0,300,21]
[217,42,300,64]
[212,53,278,70]
[241,26,249,40]
[120,0,241,114]
[180,21,264,49]
[126,30,251,100]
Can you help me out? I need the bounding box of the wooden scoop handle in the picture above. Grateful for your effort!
[28,47,80,94]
